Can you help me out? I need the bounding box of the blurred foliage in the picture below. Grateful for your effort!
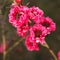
[0,0,60,60]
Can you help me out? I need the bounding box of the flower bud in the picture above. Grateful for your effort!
[15,0,22,4]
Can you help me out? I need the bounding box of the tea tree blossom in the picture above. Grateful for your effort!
[9,5,29,28]
[25,36,39,51]
[40,17,56,34]
[28,6,44,24]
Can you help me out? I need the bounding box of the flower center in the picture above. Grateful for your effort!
[28,41,33,46]
[42,22,50,27]
[29,42,33,46]
[34,30,42,37]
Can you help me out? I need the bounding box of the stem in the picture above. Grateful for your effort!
[42,42,58,60]
[1,24,6,60]
[6,38,25,54]
[26,2,30,6]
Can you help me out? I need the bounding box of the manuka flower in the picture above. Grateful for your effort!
[29,24,47,44]
[9,5,29,28]
[25,36,39,51]
[40,17,56,34]
[28,6,44,24]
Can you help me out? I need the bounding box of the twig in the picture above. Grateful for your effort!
[42,42,58,60]
[26,2,30,6]
[1,24,6,60]
[6,38,25,54]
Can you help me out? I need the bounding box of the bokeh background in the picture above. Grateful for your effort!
[0,0,60,60]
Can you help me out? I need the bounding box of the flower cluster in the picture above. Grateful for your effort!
[9,5,56,51]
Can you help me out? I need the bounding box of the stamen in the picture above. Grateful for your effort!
[42,22,50,27]
[34,30,42,37]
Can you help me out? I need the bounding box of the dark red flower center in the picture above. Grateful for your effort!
[42,22,50,27]
[34,30,42,37]
[28,42,33,46]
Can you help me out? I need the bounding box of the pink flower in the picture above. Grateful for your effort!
[25,36,39,51]
[9,5,29,28]
[28,6,44,24]
[29,24,47,44]
[40,17,56,34]
[57,51,60,60]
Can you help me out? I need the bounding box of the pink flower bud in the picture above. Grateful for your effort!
[0,42,8,53]
[57,51,60,60]
[15,0,22,4]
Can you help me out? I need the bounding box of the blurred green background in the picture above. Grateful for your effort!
[0,0,60,60]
